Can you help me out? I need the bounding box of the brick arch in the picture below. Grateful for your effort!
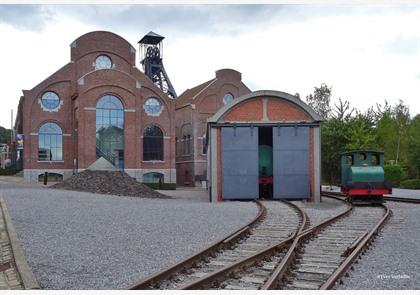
[71,31,135,65]
[95,92,126,110]
[142,123,168,137]
[36,120,64,133]
[223,98,264,121]
[81,85,135,110]
[208,90,323,123]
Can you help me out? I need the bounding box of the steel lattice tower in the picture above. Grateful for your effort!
[138,31,177,99]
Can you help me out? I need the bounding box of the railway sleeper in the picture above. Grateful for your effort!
[285,279,322,290]
[297,265,337,274]
[289,270,330,281]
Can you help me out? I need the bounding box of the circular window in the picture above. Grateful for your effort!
[95,55,112,70]
[144,97,162,116]
[41,92,60,110]
[223,92,234,104]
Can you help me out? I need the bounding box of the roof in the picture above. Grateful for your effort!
[341,150,384,155]
[208,90,324,123]
[138,31,165,45]
[176,78,216,105]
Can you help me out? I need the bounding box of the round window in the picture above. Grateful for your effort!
[144,97,162,116]
[41,92,60,110]
[223,92,234,104]
[95,55,112,70]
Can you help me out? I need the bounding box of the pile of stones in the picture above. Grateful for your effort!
[51,170,168,199]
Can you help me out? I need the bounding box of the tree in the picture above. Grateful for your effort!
[306,83,332,119]
[368,100,391,125]
[331,98,354,121]
[375,112,396,162]
[407,115,420,179]
[0,126,11,144]
[321,118,349,185]
[392,100,410,164]
[344,112,377,150]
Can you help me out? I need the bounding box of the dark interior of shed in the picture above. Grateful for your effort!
[258,127,273,199]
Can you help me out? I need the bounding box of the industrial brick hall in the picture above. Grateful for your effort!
[14,30,322,202]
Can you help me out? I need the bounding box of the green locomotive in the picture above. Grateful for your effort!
[259,144,273,198]
[340,150,392,203]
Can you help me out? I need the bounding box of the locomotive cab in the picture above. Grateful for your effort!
[340,150,392,204]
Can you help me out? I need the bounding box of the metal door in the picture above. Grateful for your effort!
[222,127,259,199]
[273,126,310,199]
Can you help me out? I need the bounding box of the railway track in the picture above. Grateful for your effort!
[275,203,389,290]
[383,196,420,204]
[130,194,391,290]
[178,194,389,290]
[322,190,420,204]
[129,200,304,290]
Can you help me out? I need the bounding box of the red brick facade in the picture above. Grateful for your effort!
[175,69,251,186]
[19,31,176,182]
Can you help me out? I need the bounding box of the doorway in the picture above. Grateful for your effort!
[259,127,273,199]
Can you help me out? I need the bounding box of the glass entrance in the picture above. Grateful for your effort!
[96,95,124,169]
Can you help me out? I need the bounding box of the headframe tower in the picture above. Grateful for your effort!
[138,31,177,99]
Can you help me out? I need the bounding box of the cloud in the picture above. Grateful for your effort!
[386,35,420,56]
[0,5,52,31]
[44,4,284,37]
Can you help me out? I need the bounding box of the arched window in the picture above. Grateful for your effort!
[38,122,63,161]
[96,95,124,169]
[143,125,163,161]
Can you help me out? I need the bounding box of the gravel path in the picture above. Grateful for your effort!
[0,183,257,290]
[291,196,347,226]
[338,201,420,289]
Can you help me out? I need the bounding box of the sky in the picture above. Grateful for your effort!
[0,4,420,128]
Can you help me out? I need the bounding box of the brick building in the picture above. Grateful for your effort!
[174,69,251,187]
[15,31,176,183]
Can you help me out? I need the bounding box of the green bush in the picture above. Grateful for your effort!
[400,179,420,190]
[384,164,402,187]
[143,182,176,190]
[0,168,17,176]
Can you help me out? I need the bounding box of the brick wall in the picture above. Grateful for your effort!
[175,68,251,186]
[21,31,176,182]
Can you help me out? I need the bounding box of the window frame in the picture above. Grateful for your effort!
[223,92,234,105]
[40,91,62,111]
[143,125,164,161]
[95,55,112,70]
[38,122,63,162]
[143,97,163,117]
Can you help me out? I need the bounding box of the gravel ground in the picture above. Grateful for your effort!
[291,196,348,226]
[386,188,420,200]
[338,201,420,289]
[0,183,257,290]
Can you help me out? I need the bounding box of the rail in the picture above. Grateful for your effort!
[128,200,266,289]
[262,194,352,289]
[320,203,390,289]
[179,200,309,290]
